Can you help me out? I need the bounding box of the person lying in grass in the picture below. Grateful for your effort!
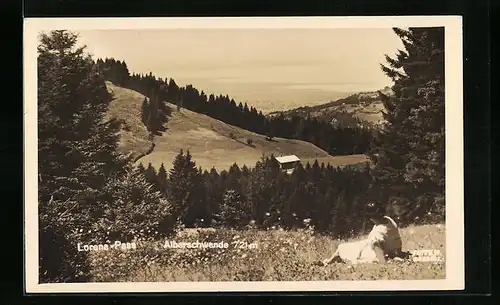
[322,209,403,265]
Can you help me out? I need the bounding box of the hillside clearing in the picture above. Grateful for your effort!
[140,102,329,172]
[105,82,153,161]
[88,224,445,282]
[270,88,392,126]
[104,82,370,172]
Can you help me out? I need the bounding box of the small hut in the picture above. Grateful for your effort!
[274,155,300,174]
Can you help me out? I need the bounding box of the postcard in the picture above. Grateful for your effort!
[24,16,464,293]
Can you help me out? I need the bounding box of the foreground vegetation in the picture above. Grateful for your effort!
[87,224,445,282]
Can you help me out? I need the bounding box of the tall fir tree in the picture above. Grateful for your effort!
[144,163,157,185]
[37,30,174,283]
[368,27,445,223]
[156,163,168,195]
[246,156,278,227]
[203,168,222,226]
[141,97,149,128]
[167,150,206,225]
[38,30,127,283]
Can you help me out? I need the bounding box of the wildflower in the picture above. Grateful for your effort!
[265,212,271,217]
[303,218,311,224]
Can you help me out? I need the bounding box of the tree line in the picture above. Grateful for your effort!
[138,150,374,237]
[96,58,372,155]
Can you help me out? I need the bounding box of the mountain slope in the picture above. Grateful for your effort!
[105,82,370,172]
[269,87,393,127]
[139,102,333,171]
[105,81,153,161]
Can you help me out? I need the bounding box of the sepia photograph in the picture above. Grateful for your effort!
[24,17,464,293]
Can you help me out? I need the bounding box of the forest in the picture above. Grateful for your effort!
[138,152,374,236]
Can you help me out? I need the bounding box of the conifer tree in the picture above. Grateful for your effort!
[37,30,174,283]
[316,187,336,232]
[227,163,243,193]
[38,30,123,283]
[246,157,277,226]
[331,189,348,238]
[216,189,248,228]
[99,165,174,240]
[368,27,445,222]
[156,163,168,195]
[136,162,146,175]
[141,97,149,128]
[144,163,157,185]
[241,164,250,177]
[203,168,222,226]
[311,159,323,183]
[167,150,205,225]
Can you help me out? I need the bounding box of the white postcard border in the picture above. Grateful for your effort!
[23,16,464,293]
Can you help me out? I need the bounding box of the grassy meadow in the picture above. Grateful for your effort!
[87,224,445,282]
[105,82,370,173]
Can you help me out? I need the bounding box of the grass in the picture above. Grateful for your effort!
[140,101,333,172]
[87,224,445,282]
[105,82,369,173]
[105,82,153,161]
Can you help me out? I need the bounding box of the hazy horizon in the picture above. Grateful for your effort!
[77,28,404,113]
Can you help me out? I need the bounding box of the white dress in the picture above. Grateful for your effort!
[335,239,382,264]
[335,216,402,264]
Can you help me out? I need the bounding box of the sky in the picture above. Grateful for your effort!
[76,28,404,113]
